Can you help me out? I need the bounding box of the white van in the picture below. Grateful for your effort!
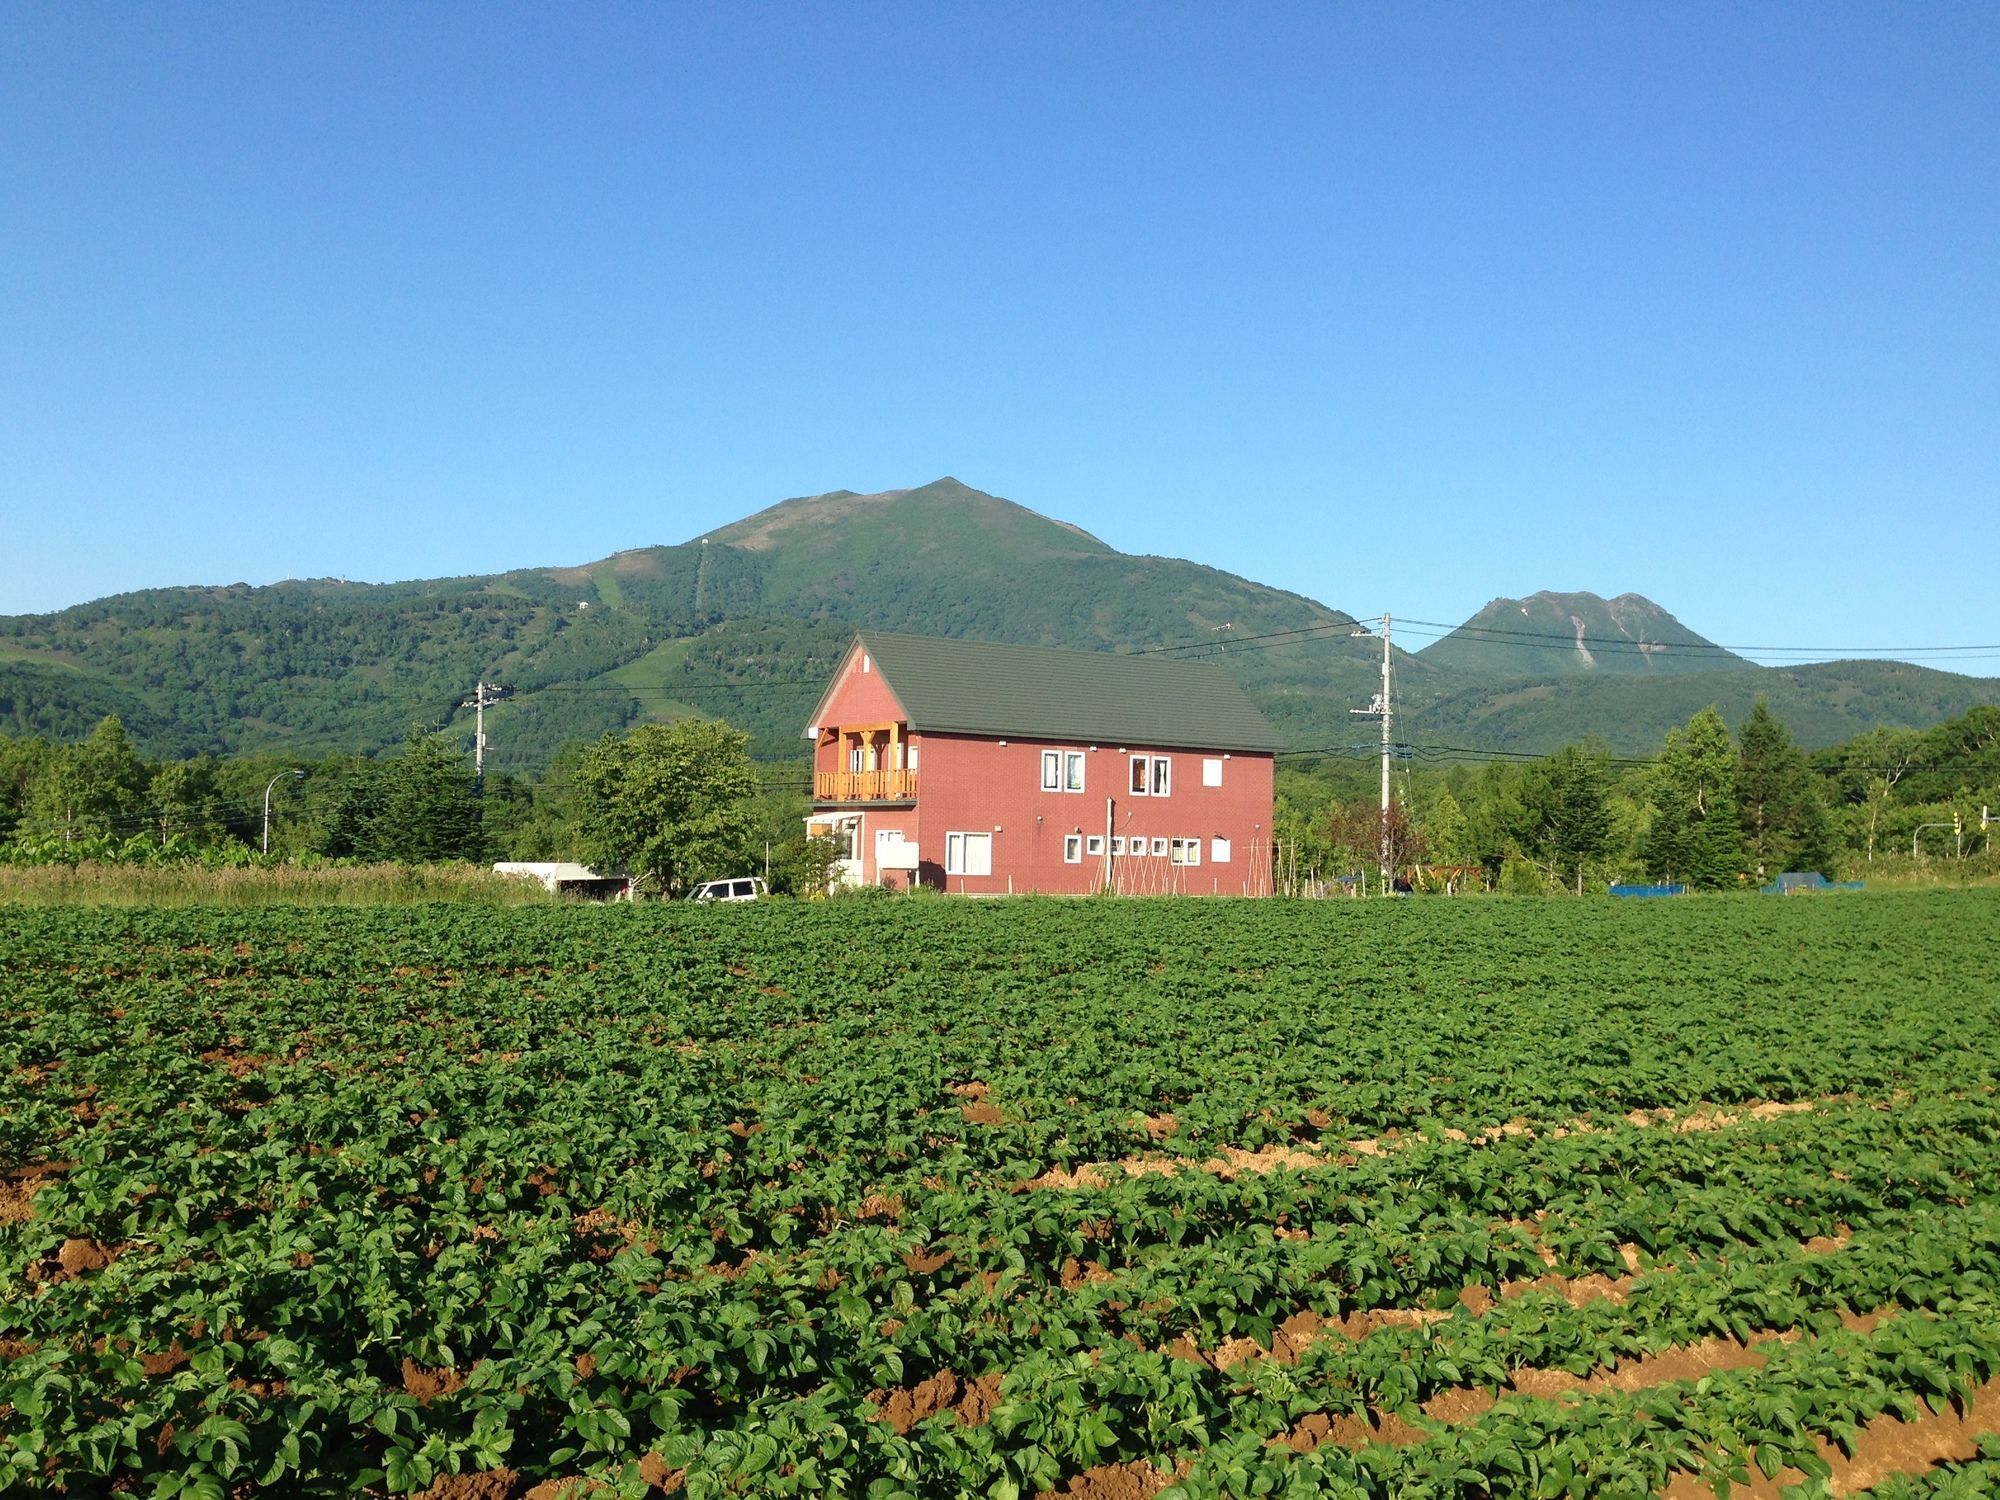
[688,876,767,903]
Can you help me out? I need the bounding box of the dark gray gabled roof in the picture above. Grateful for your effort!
[811,632,1286,753]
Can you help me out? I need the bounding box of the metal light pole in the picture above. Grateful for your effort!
[263,770,304,855]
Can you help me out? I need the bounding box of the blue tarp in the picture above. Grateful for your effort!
[1759,872,1865,895]
[1609,883,1686,898]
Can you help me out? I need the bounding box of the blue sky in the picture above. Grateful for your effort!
[4,5,1996,668]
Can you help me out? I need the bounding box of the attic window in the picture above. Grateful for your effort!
[861,653,871,673]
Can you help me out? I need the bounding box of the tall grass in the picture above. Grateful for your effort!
[0,862,566,907]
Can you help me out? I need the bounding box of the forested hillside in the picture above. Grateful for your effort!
[2,478,1994,768]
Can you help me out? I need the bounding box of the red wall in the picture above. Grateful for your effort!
[805,648,1275,894]
[910,735,1273,896]
[812,649,907,739]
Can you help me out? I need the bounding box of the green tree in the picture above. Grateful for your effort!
[0,735,53,841]
[1415,783,1476,867]
[149,756,225,846]
[574,718,756,895]
[372,729,486,862]
[1737,699,1832,878]
[1520,742,1613,894]
[1643,706,1742,889]
[22,716,149,843]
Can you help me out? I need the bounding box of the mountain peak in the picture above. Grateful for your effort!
[1418,591,1745,678]
[702,478,1109,554]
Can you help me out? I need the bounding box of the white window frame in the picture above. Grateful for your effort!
[1064,751,1086,793]
[1129,755,1150,795]
[945,831,992,877]
[1151,757,1171,797]
[1150,836,1168,857]
[1062,833,1083,864]
[1041,751,1062,792]
[1085,835,1104,857]
[1202,757,1223,788]
[1170,837,1201,867]
[1210,836,1231,864]
[907,742,918,769]
[1110,836,1125,855]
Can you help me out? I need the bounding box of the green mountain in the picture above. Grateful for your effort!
[0,480,1398,768]
[2,478,1993,767]
[1415,591,1749,678]
[1414,659,2000,758]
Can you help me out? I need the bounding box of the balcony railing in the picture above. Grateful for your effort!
[814,769,919,803]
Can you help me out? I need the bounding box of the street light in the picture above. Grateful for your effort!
[263,770,304,855]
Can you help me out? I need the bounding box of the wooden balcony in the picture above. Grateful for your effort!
[814,769,919,803]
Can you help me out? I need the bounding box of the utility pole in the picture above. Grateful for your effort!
[1348,613,1394,893]
[461,682,515,792]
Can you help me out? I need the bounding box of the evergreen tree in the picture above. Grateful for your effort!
[371,729,486,862]
[1737,699,1832,877]
[1521,742,1613,893]
[1643,706,1742,889]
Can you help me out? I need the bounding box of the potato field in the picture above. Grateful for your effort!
[5,893,2000,1499]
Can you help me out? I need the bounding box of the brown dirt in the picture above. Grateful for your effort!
[1659,1374,2000,1498]
[0,1171,56,1224]
[868,1369,1007,1434]
[199,1048,277,1079]
[855,1192,904,1221]
[956,1371,1005,1426]
[1201,1144,1326,1178]
[57,1237,117,1276]
[961,1102,1007,1126]
[638,1452,685,1493]
[413,1470,517,1500]
[571,1208,650,1259]
[1,1338,41,1360]
[139,1343,190,1377]
[522,1482,615,1500]
[903,1247,954,1274]
[1037,1459,1187,1499]
[401,1358,472,1402]
[1020,1094,1828,1192]
[948,1080,991,1100]
[573,1352,596,1380]
[1273,1408,1427,1452]
[1060,1256,1115,1289]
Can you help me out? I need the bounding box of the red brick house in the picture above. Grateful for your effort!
[803,632,1284,895]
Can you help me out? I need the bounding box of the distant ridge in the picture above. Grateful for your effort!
[1,482,1993,764]
[1415,591,1749,678]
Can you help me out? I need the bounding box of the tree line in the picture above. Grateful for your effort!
[0,715,835,896]
[3,697,1994,897]
[1273,700,2000,893]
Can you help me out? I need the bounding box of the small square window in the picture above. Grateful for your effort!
[1150,837,1168,857]
[1110,836,1125,855]
[1085,835,1104,856]
[1210,836,1231,864]
[1063,833,1083,863]
[1202,757,1223,787]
